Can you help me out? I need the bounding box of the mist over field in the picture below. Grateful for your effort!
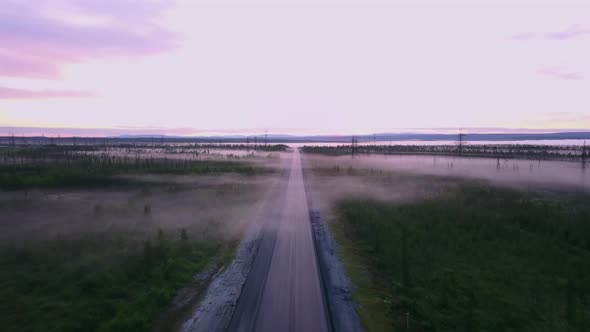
[306,153,589,193]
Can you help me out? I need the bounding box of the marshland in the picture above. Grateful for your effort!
[302,144,590,332]
[1,138,589,332]
[0,141,287,332]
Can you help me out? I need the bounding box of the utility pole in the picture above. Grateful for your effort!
[457,129,466,156]
[582,140,587,168]
[265,130,268,147]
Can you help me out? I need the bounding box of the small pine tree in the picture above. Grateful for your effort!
[401,226,410,288]
[566,277,576,329]
[144,204,151,215]
[465,290,477,332]
[143,240,153,271]
[180,228,188,252]
[157,228,166,258]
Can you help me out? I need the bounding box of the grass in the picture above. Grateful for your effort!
[0,159,270,190]
[0,143,274,331]
[329,216,395,331]
[0,228,218,332]
[335,183,590,331]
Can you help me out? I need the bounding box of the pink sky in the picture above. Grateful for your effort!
[1,0,589,136]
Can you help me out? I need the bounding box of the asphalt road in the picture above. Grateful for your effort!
[228,150,330,332]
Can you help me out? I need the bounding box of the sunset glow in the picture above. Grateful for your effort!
[1,0,589,136]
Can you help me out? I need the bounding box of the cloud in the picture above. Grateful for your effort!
[0,53,60,79]
[540,112,590,122]
[510,33,537,41]
[0,126,266,137]
[512,24,590,41]
[537,67,584,81]
[545,24,590,40]
[0,86,95,99]
[0,0,176,79]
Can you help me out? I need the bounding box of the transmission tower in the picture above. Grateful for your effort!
[351,136,358,156]
[457,129,466,155]
[583,140,587,168]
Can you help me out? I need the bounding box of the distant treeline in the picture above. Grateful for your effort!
[0,144,273,190]
[0,135,295,146]
[302,144,588,161]
[0,137,289,151]
[4,131,590,143]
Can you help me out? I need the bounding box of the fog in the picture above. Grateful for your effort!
[0,173,276,245]
[305,153,589,192]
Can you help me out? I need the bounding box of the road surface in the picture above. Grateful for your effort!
[228,150,330,332]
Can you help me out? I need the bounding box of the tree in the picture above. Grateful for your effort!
[157,228,167,258]
[401,226,410,288]
[143,240,154,271]
[566,277,576,330]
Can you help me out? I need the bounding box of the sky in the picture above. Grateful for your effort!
[1,0,589,136]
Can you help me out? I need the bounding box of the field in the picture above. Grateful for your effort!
[0,143,284,332]
[3,141,590,332]
[303,153,590,332]
[302,143,589,162]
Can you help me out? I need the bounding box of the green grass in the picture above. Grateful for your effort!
[0,229,217,332]
[336,184,590,331]
[329,217,395,331]
[0,160,270,190]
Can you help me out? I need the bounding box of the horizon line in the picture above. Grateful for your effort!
[1,125,590,138]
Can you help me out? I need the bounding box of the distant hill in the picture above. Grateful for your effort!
[205,132,590,143]
[1,130,589,144]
